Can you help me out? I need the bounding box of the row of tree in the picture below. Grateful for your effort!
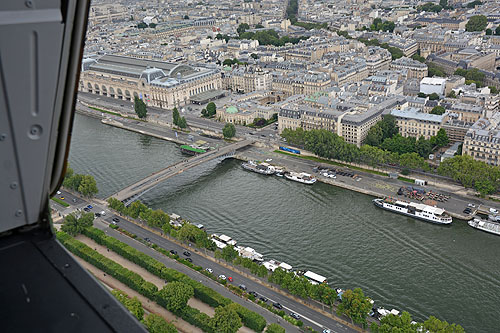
[134,96,148,119]
[107,198,216,250]
[80,227,268,332]
[280,127,433,171]
[454,68,485,87]
[371,311,464,332]
[63,166,98,197]
[369,18,395,33]
[438,155,500,195]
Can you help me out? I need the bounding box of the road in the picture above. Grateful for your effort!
[53,189,358,333]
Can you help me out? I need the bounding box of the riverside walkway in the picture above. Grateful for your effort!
[110,139,255,205]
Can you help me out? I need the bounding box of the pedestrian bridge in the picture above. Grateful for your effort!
[109,139,255,205]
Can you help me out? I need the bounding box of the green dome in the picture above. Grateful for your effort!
[226,106,238,114]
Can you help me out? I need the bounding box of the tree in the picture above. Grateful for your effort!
[149,23,157,29]
[250,53,259,59]
[417,92,427,98]
[430,106,446,115]
[416,136,433,158]
[434,128,449,147]
[78,175,98,197]
[111,290,144,321]
[137,22,148,29]
[490,86,499,95]
[496,25,500,35]
[156,282,193,313]
[428,92,440,100]
[209,305,242,333]
[172,107,180,126]
[221,245,239,263]
[144,314,177,333]
[466,0,482,8]
[183,15,189,19]
[178,117,187,129]
[206,102,217,117]
[222,123,236,139]
[223,59,234,66]
[336,288,372,325]
[201,108,208,117]
[255,24,264,29]
[265,323,285,333]
[237,23,250,34]
[447,90,457,98]
[466,15,487,32]
[61,212,94,236]
[486,28,492,35]
[134,96,147,119]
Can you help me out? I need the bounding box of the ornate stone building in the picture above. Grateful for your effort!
[79,55,222,109]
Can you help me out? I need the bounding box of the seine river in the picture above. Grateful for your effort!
[70,114,500,331]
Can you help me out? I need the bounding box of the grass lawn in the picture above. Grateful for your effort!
[397,176,414,183]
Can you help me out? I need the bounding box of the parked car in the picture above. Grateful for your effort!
[259,296,268,303]
[227,276,233,282]
[323,329,331,333]
[290,312,300,320]
[273,302,283,309]
[489,208,498,214]
[59,196,65,200]
[94,213,101,217]
[249,291,258,297]
[100,211,106,216]
[218,274,226,280]
[170,250,177,255]
[86,205,93,209]
[186,258,193,263]
[83,207,90,212]
[112,217,119,223]
[144,237,150,242]
[183,251,191,257]
[205,268,213,274]
[468,203,476,208]
[238,284,247,291]
[56,191,61,195]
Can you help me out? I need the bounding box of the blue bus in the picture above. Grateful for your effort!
[279,146,301,154]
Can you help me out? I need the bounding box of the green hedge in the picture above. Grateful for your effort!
[82,227,266,332]
[51,197,70,207]
[57,231,157,299]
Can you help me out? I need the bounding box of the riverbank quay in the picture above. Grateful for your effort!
[51,189,360,333]
[73,108,496,221]
[236,148,486,222]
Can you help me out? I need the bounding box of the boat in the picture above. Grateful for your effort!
[241,161,275,175]
[373,197,452,225]
[275,167,284,177]
[284,172,316,184]
[180,144,206,156]
[468,218,500,236]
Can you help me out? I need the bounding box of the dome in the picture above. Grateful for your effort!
[226,106,238,114]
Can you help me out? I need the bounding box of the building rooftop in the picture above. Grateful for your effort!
[391,107,445,123]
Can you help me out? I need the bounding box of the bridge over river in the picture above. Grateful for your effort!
[110,139,255,205]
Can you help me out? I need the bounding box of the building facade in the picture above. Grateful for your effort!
[79,55,222,109]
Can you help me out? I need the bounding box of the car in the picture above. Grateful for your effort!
[111,221,117,226]
[261,134,266,137]
[95,213,101,217]
[186,258,193,263]
[112,217,119,223]
[227,276,233,282]
[205,268,213,274]
[218,274,226,280]
[265,159,272,162]
[489,208,498,214]
[170,250,177,255]
[290,312,300,320]
[468,204,476,208]
[323,329,331,333]
[72,198,77,203]
[56,191,61,195]
[100,211,106,216]
[238,284,247,291]
[269,134,274,137]
[273,302,283,309]
[259,296,268,302]
[183,251,191,257]
[144,237,150,242]
[249,291,258,297]
[83,207,90,212]
[59,196,65,200]
[86,204,93,209]
[463,209,471,214]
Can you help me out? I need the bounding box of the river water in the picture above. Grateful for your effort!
[69,114,500,331]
